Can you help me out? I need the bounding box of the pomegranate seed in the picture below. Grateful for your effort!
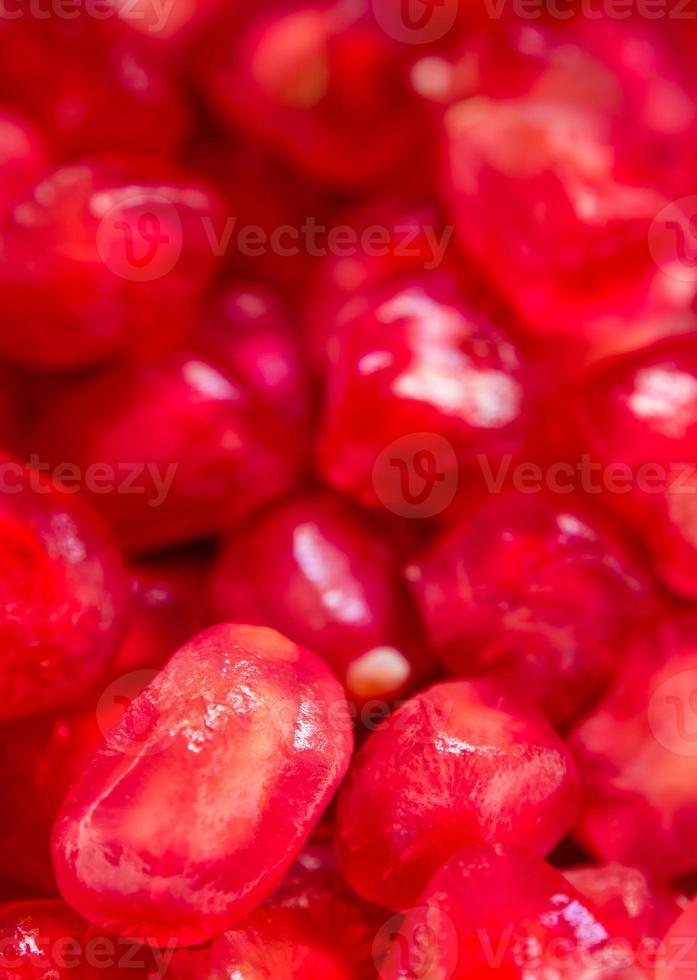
[0,899,172,978]
[570,609,697,878]
[564,862,683,958]
[336,678,579,908]
[209,490,429,705]
[406,490,649,726]
[32,315,307,553]
[172,839,384,979]
[445,90,682,360]
[0,553,206,891]
[0,157,221,371]
[378,844,620,979]
[316,269,529,511]
[0,20,191,157]
[575,336,697,600]
[51,625,353,945]
[200,1,426,190]
[0,454,127,721]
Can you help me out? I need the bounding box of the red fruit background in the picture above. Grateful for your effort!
[2,1,697,978]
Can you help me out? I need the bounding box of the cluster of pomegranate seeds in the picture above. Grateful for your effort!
[4,2,697,978]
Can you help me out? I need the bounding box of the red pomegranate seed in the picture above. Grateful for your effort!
[209,490,430,705]
[0,553,206,891]
[0,156,221,370]
[406,490,649,726]
[0,454,127,721]
[378,844,621,979]
[564,862,683,961]
[316,269,529,511]
[200,1,426,190]
[171,839,384,979]
[51,625,353,945]
[336,678,580,908]
[575,336,697,600]
[32,320,307,553]
[570,609,697,878]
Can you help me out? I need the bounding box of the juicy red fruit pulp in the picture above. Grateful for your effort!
[0,7,694,980]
